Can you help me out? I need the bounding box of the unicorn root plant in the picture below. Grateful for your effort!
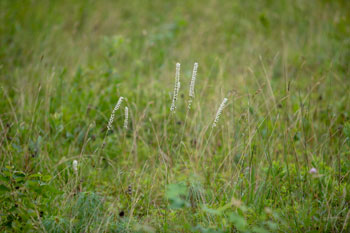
[188,62,198,109]
[213,98,228,128]
[170,63,181,112]
[107,96,124,131]
[124,106,128,129]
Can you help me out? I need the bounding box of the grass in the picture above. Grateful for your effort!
[1,0,350,232]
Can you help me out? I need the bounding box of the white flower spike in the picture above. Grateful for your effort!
[170,63,181,112]
[107,96,124,131]
[189,62,198,98]
[124,106,128,129]
[213,98,228,128]
[73,160,78,173]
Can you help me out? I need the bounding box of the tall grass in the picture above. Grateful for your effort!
[1,0,350,232]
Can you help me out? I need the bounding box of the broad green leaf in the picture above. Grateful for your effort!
[0,184,10,193]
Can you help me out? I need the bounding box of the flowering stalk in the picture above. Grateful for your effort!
[189,62,198,98]
[213,98,228,127]
[188,62,198,109]
[73,160,78,173]
[107,96,124,131]
[124,106,128,129]
[170,63,181,112]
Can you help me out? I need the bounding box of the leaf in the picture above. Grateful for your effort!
[201,205,222,215]
[166,183,187,197]
[0,184,10,193]
[228,212,247,231]
[165,183,190,209]
[344,123,350,143]
[0,174,10,182]
[42,175,52,182]
[266,221,278,231]
[217,202,233,212]
[134,223,156,233]
[12,143,22,152]
[26,180,40,189]
[29,173,42,179]
[252,226,270,233]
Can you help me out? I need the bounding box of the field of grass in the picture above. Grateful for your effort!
[1,0,350,232]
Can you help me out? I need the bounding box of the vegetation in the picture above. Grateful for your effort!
[1,0,350,232]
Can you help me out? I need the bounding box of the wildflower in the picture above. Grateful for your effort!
[73,160,78,173]
[309,167,317,174]
[189,62,198,98]
[124,106,128,129]
[188,62,198,109]
[170,63,181,112]
[107,96,124,131]
[213,98,228,127]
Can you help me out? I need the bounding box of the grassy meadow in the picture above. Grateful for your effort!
[1,0,350,232]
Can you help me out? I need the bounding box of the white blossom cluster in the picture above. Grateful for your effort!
[124,106,128,129]
[170,63,181,112]
[189,62,198,98]
[213,98,228,127]
[73,160,78,173]
[107,96,124,131]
